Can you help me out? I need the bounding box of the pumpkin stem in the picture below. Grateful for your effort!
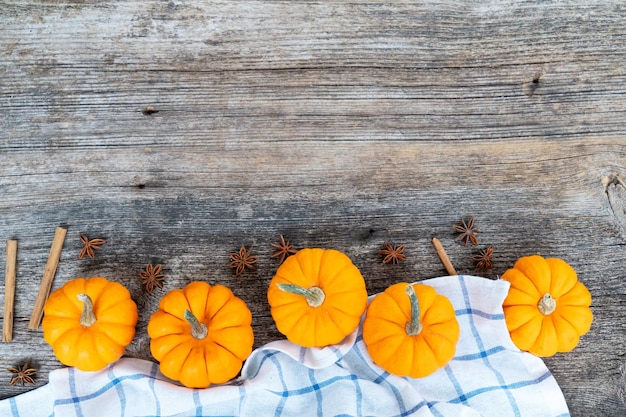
[77,293,97,327]
[538,293,557,315]
[184,309,208,340]
[277,283,325,308]
[405,285,423,336]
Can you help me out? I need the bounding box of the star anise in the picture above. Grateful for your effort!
[8,361,37,387]
[473,246,494,270]
[230,246,258,276]
[270,235,297,264]
[380,242,407,264]
[79,234,106,259]
[454,217,479,246]
[140,263,165,292]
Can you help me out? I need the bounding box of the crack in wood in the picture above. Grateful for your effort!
[617,361,626,406]
[604,174,626,241]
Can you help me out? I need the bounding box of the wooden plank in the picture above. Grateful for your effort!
[0,1,625,415]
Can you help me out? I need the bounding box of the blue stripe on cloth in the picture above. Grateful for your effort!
[295,343,345,365]
[193,388,202,416]
[107,366,127,416]
[454,346,506,361]
[351,334,412,414]
[449,370,553,404]
[328,345,342,361]
[426,400,446,417]
[68,367,85,417]
[238,385,245,415]
[455,308,504,320]
[307,368,323,417]
[148,362,160,416]
[269,374,359,396]
[444,365,465,401]
[459,275,521,417]
[55,373,147,406]
[389,399,430,417]
[430,407,445,417]
[246,350,281,379]
[9,397,18,416]
[330,347,364,417]
[269,353,289,417]
[353,371,363,417]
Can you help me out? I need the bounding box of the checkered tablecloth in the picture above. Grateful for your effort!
[0,275,570,416]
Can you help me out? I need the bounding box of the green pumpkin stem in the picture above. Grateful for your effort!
[77,293,97,327]
[405,285,423,336]
[538,293,557,315]
[184,309,208,340]
[277,283,325,307]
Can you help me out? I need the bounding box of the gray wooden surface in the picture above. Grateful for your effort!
[1,1,625,415]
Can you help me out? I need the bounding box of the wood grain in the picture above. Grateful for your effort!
[1,1,625,415]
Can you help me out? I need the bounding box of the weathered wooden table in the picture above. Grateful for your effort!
[1,1,625,415]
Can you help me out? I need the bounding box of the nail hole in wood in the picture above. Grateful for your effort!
[134,175,146,189]
[532,73,542,84]
[607,175,623,187]
[142,106,159,116]
[527,72,543,97]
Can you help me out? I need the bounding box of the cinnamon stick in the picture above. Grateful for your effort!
[432,237,457,276]
[2,240,17,342]
[28,227,67,329]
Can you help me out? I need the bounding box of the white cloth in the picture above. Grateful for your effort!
[0,275,570,416]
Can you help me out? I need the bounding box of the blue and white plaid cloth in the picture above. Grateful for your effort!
[0,275,570,416]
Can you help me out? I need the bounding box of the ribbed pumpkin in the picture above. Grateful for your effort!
[42,276,138,372]
[147,281,253,388]
[501,255,593,357]
[267,248,368,347]
[363,282,459,378]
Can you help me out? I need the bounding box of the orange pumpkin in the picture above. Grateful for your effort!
[267,248,368,347]
[147,281,253,388]
[501,255,592,357]
[42,276,138,372]
[363,282,459,378]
